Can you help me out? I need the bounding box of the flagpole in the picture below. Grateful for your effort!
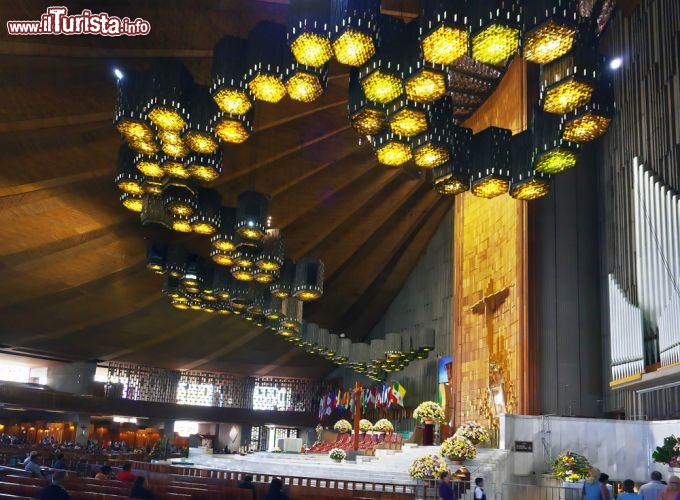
[353,381,362,451]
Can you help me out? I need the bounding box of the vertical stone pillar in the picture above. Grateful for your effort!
[75,416,90,447]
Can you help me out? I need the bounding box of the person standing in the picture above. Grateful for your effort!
[618,479,641,499]
[264,478,289,500]
[583,468,610,500]
[638,471,665,500]
[438,470,456,500]
[660,475,680,500]
[474,477,486,500]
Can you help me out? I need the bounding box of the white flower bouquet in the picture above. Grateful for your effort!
[455,421,489,443]
[329,448,346,461]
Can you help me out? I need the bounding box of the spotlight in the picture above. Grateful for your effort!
[114,68,124,80]
[609,57,622,70]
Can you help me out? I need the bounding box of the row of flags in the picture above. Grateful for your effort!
[318,382,407,420]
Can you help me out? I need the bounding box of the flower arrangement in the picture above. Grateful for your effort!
[359,419,373,432]
[413,401,445,423]
[407,453,451,480]
[551,451,592,481]
[329,448,346,461]
[373,418,394,433]
[652,435,680,466]
[440,435,477,461]
[271,446,282,453]
[455,421,489,444]
[333,419,352,433]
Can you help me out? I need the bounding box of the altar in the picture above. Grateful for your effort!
[277,437,303,453]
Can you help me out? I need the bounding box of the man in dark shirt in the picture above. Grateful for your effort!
[238,474,257,499]
[438,470,456,500]
[39,470,70,500]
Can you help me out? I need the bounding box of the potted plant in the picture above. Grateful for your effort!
[333,419,352,433]
[551,451,592,483]
[652,435,680,470]
[329,448,346,463]
[440,435,477,464]
[413,401,445,424]
[271,446,282,453]
[407,453,450,483]
[373,418,394,433]
[359,419,373,433]
[455,421,489,445]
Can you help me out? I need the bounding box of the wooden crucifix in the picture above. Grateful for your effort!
[467,278,510,366]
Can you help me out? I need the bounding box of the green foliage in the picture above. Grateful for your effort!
[652,435,679,465]
[148,438,167,461]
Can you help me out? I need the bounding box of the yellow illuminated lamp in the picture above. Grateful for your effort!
[212,236,236,253]
[166,201,193,217]
[543,78,594,115]
[376,141,411,167]
[389,108,428,137]
[211,250,234,266]
[361,70,403,104]
[201,304,216,314]
[215,117,250,144]
[127,139,159,155]
[277,327,298,338]
[254,270,277,284]
[216,303,232,315]
[212,88,252,115]
[285,71,324,102]
[188,154,222,183]
[120,193,143,212]
[421,25,468,65]
[524,19,576,64]
[116,178,144,196]
[350,108,385,135]
[162,159,190,179]
[471,177,510,198]
[510,178,551,200]
[116,119,156,146]
[562,113,611,142]
[291,32,333,67]
[191,221,216,235]
[172,299,190,310]
[233,249,256,268]
[148,107,186,132]
[535,148,578,174]
[184,130,219,155]
[471,23,520,65]
[405,69,447,103]
[189,301,203,311]
[171,215,193,233]
[332,29,375,66]
[294,289,321,301]
[433,173,469,195]
[414,143,450,168]
[248,74,287,103]
[135,155,164,178]
[231,266,254,281]
[161,138,190,158]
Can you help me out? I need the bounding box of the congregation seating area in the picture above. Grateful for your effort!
[307,433,403,454]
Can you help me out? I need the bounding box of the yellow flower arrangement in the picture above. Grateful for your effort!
[413,401,445,423]
[408,453,450,479]
[359,419,373,432]
[373,418,394,433]
[440,435,477,461]
[551,451,591,481]
[333,419,352,433]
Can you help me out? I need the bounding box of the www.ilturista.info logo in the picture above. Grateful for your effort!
[7,7,150,36]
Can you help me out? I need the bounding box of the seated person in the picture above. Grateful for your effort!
[23,450,39,465]
[94,465,114,480]
[238,474,257,499]
[264,478,289,500]
[25,453,45,478]
[39,470,70,500]
[51,452,66,470]
[130,476,155,499]
[116,462,135,482]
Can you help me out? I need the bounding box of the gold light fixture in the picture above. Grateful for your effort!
[214,109,253,144]
[254,268,279,284]
[510,130,551,201]
[404,67,447,103]
[330,0,379,66]
[134,154,164,178]
[211,207,237,252]
[419,1,468,65]
[561,78,614,143]
[190,188,221,235]
[284,62,328,103]
[235,191,268,240]
[361,69,403,104]
[171,215,193,233]
[211,36,253,115]
[115,145,145,195]
[470,126,511,198]
[530,108,579,175]
[114,70,159,154]
[231,265,255,282]
[184,85,220,154]
[358,16,406,104]
[524,18,576,64]
[161,157,190,179]
[534,147,578,174]
[163,183,195,217]
[540,48,598,115]
[543,78,594,115]
[371,132,412,167]
[288,0,333,67]
[433,163,470,195]
[246,21,288,103]
[510,178,551,200]
[256,230,284,271]
[120,193,143,212]
[388,99,429,138]
[211,249,234,267]
[270,259,295,298]
[160,130,190,158]
[348,68,386,135]
[146,59,193,132]
[470,5,521,66]
[293,257,324,301]
[187,151,223,183]
[413,135,450,169]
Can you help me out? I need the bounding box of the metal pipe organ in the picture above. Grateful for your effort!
[607,273,644,380]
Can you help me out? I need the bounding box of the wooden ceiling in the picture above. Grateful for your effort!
[0,0,623,380]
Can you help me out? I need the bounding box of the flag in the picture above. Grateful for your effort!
[319,392,326,419]
[325,391,333,416]
[392,381,406,407]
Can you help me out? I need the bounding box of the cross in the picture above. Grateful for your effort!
[467,278,510,363]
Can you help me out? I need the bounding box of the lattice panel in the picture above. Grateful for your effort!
[177,371,254,408]
[106,362,179,403]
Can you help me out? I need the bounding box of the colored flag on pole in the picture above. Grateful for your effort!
[392,381,406,407]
